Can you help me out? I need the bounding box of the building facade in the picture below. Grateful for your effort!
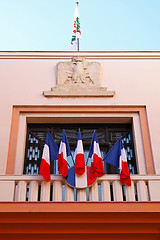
[0,51,160,239]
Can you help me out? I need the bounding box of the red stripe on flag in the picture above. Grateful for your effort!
[90,153,105,179]
[74,153,85,175]
[39,158,50,182]
[120,161,131,186]
[87,166,97,186]
[58,152,68,177]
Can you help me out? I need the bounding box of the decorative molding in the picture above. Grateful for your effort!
[1,51,160,59]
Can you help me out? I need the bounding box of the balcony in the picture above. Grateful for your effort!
[0,174,160,239]
[0,174,160,201]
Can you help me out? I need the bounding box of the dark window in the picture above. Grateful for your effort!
[23,123,137,175]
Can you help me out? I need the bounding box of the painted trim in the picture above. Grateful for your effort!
[6,106,155,174]
[0,202,159,213]
[6,107,20,174]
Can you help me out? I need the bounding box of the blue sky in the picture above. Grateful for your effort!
[0,0,159,51]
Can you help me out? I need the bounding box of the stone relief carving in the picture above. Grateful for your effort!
[64,57,94,86]
[56,56,101,89]
[43,56,115,97]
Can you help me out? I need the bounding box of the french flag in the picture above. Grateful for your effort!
[58,129,72,177]
[39,132,58,182]
[103,137,131,186]
[88,131,105,179]
[74,128,85,175]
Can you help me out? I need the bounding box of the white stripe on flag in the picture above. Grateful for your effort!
[74,139,84,161]
[42,144,50,165]
[119,148,127,172]
[75,166,87,188]
[59,142,67,161]
[91,141,101,163]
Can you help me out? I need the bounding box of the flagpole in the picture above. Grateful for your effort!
[76,2,79,51]
[77,38,79,51]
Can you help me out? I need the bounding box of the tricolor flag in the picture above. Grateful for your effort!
[71,2,81,51]
[39,132,58,182]
[74,128,85,175]
[88,131,105,179]
[103,137,131,186]
[58,129,72,177]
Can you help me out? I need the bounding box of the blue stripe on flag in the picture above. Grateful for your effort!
[66,167,75,187]
[103,137,123,168]
[45,132,58,161]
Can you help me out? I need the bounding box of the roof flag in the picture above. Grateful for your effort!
[71,2,81,51]
[39,132,58,182]
[88,131,105,179]
[103,137,131,186]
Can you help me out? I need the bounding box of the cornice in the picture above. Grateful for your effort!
[0,51,160,59]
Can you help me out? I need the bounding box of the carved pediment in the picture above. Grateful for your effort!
[44,57,115,97]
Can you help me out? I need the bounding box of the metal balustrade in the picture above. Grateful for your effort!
[0,175,160,202]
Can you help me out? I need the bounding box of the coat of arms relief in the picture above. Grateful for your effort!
[64,57,94,86]
[44,57,115,97]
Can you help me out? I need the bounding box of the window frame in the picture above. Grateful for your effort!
[6,106,154,175]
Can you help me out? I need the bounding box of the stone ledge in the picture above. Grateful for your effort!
[43,88,115,98]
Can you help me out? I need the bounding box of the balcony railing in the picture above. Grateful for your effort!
[0,175,160,201]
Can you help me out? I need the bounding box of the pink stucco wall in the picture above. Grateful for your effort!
[0,52,159,174]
